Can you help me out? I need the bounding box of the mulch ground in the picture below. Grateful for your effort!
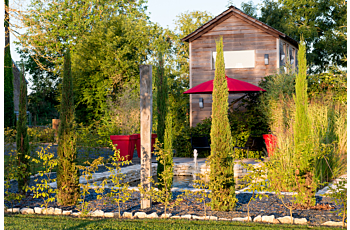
[5,182,344,226]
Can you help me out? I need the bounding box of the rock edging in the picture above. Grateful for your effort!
[6,207,346,227]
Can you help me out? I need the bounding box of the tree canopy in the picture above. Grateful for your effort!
[241,0,347,73]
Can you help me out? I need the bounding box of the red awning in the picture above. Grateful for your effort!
[183,76,266,94]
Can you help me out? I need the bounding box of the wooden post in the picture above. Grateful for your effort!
[52,119,60,143]
[140,65,152,209]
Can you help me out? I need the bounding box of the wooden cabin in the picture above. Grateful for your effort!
[182,6,298,127]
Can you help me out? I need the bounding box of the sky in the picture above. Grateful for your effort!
[9,0,262,63]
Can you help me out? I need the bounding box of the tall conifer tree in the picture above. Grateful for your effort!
[57,48,80,206]
[163,108,174,190]
[209,37,236,211]
[4,0,15,128]
[293,37,315,206]
[156,52,168,186]
[16,64,30,194]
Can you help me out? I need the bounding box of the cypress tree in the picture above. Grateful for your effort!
[16,63,30,194]
[293,37,315,206]
[163,108,173,190]
[4,0,15,128]
[209,37,236,211]
[155,52,168,186]
[57,48,80,206]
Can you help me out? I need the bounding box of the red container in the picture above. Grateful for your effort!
[135,134,157,158]
[262,134,277,157]
[109,135,137,161]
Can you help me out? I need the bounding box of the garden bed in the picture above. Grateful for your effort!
[4,165,345,226]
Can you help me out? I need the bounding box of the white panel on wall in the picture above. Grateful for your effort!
[212,50,255,69]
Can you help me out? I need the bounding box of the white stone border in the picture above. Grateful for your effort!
[5,208,346,227]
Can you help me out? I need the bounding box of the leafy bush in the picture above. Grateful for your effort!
[98,143,132,218]
[27,126,55,144]
[308,69,347,105]
[325,178,347,228]
[29,144,58,210]
[173,118,211,157]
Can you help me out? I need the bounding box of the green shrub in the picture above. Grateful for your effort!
[173,118,211,157]
[325,178,347,228]
[28,127,55,144]
[29,144,58,210]
[97,143,132,218]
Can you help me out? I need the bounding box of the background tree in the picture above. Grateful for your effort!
[209,37,236,211]
[171,11,213,156]
[240,1,258,18]
[280,0,347,73]
[18,50,60,125]
[172,11,213,83]
[57,48,79,206]
[72,12,152,123]
[4,0,15,128]
[239,0,346,73]
[16,64,30,194]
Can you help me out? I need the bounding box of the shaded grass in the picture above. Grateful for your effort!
[4,214,335,230]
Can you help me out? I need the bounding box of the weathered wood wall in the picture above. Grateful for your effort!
[190,14,279,127]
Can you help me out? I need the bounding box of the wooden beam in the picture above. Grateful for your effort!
[139,65,152,209]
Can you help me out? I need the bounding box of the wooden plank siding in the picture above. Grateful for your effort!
[190,14,278,126]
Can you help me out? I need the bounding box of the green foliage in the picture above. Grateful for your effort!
[308,69,347,105]
[77,157,105,217]
[27,126,55,144]
[29,144,58,210]
[240,1,258,18]
[57,49,79,206]
[209,37,236,211]
[293,38,316,206]
[16,67,31,193]
[325,178,347,227]
[100,82,140,135]
[98,143,132,218]
[258,0,347,73]
[260,41,346,209]
[4,45,15,128]
[173,118,211,158]
[139,140,179,217]
[72,11,151,123]
[173,11,213,80]
[239,161,269,221]
[229,93,268,137]
[155,52,168,145]
[18,50,60,125]
[4,150,25,210]
[156,52,168,187]
[163,109,174,189]
[259,0,290,35]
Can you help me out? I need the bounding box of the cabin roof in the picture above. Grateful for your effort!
[182,6,298,48]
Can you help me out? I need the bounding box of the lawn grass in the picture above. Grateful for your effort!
[4,214,337,230]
